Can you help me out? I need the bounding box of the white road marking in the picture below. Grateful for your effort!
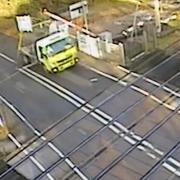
[168,157,180,168]
[21,69,115,127]
[25,68,86,104]
[154,149,164,156]
[137,145,146,151]
[47,142,65,157]
[109,125,120,134]
[1,51,179,100]
[0,53,15,63]
[131,52,145,62]
[123,135,136,145]
[1,95,88,180]
[1,52,180,177]
[131,85,150,96]
[117,66,131,73]
[74,168,89,180]
[117,68,180,112]
[163,163,180,176]
[23,66,175,162]
[113,122,129,133]
[8,133,55,180]
[81,66,180,176]
[90,78,98,82]
[117,65,180,98]
[65,158,75,168]
[119,80,128,86]
[20,68,120,127]
[87,66,119,82]
[0,96,37,133]
[46,141,88,180]
[8,134,22,148]
[86,63,180,113]
[131,85,179,112]
[20,68,83,108]
[24,64,180,145]
[146,152,158,159]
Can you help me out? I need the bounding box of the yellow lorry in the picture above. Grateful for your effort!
[18,22,78,73]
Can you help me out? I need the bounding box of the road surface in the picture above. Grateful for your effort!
[0,33,179,180]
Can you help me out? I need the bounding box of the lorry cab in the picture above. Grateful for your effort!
[36,31,78,73]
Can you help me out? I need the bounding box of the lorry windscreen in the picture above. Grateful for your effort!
[46,37,72,57]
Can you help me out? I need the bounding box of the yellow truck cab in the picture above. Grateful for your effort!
[18,20,78,73]
[36,32,78,73]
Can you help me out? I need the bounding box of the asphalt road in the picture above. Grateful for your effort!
[30,64,115,101]
[0,33,179,180]
[131,49,180,88]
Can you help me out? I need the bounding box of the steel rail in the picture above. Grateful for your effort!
[140,142,180,179]
[7,133,55,180]
[58,88,180,180]
[93,105,180,179]
[0,51,179,179]
[0,49,169,163]
[167,158,180,180]
[36,85,180,179]
[0,63,131,161]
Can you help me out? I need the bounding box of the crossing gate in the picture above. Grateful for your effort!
[77,32,102,59]
[77,32,125,65]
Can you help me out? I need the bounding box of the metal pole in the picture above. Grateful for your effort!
[153,24,158,48]
[154,0,161,33]
[131,3,139,40]
[82,1,88,30]
[143,30,148,53]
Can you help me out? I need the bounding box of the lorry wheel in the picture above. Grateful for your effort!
[23,56,31,65]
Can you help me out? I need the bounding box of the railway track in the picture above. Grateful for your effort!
[0,51,179,179]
